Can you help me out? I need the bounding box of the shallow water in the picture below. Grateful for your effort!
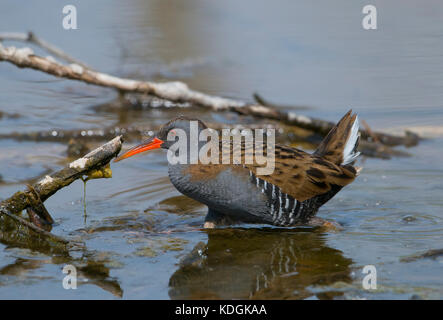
[0,0,442,299]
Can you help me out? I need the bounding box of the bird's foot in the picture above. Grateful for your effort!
[307,217,343,232]
[203,209,236,229]
[203,221,216,229]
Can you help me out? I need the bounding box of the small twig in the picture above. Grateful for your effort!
[253,93,311,110]
[361,119,380,143]
[0,125,144,144]
[358,140,411,159]
[0,31,90,69]
[0,206,70,244]
[400,248,443,263]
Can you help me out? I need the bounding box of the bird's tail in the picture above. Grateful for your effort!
[314,110,360,166]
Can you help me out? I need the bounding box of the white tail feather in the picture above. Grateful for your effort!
[342,115,360,165]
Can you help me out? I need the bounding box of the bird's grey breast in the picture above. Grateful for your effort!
[168,163,271,222]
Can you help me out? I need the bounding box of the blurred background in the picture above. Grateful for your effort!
[0,0,442,299]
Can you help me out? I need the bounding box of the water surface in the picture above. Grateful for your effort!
[0,0,442,299]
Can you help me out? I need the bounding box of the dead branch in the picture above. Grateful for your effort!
[0,34,420,147]
[0,121,411,160]
[0,42,245,110]
[0,136,123,214]
[229,104,420,147]
[0,136,123,244]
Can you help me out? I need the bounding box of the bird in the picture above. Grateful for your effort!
[114,110,360,228]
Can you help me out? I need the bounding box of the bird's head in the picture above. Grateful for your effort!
[114,116,208,162]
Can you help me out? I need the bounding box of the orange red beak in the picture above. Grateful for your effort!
[114,137,164,162]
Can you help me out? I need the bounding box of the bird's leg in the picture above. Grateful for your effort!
[203,208,234,229]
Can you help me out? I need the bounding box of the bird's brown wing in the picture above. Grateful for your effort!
[247,144,357,202]
[185,136,357,202]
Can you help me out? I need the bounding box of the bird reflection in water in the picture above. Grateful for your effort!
[169,228,353,299]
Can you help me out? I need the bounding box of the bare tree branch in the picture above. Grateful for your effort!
[0,43,245,110]
[0,136,123,214]
[228,104,420,147]
[0,136,123,245]
[0,35,420,147]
